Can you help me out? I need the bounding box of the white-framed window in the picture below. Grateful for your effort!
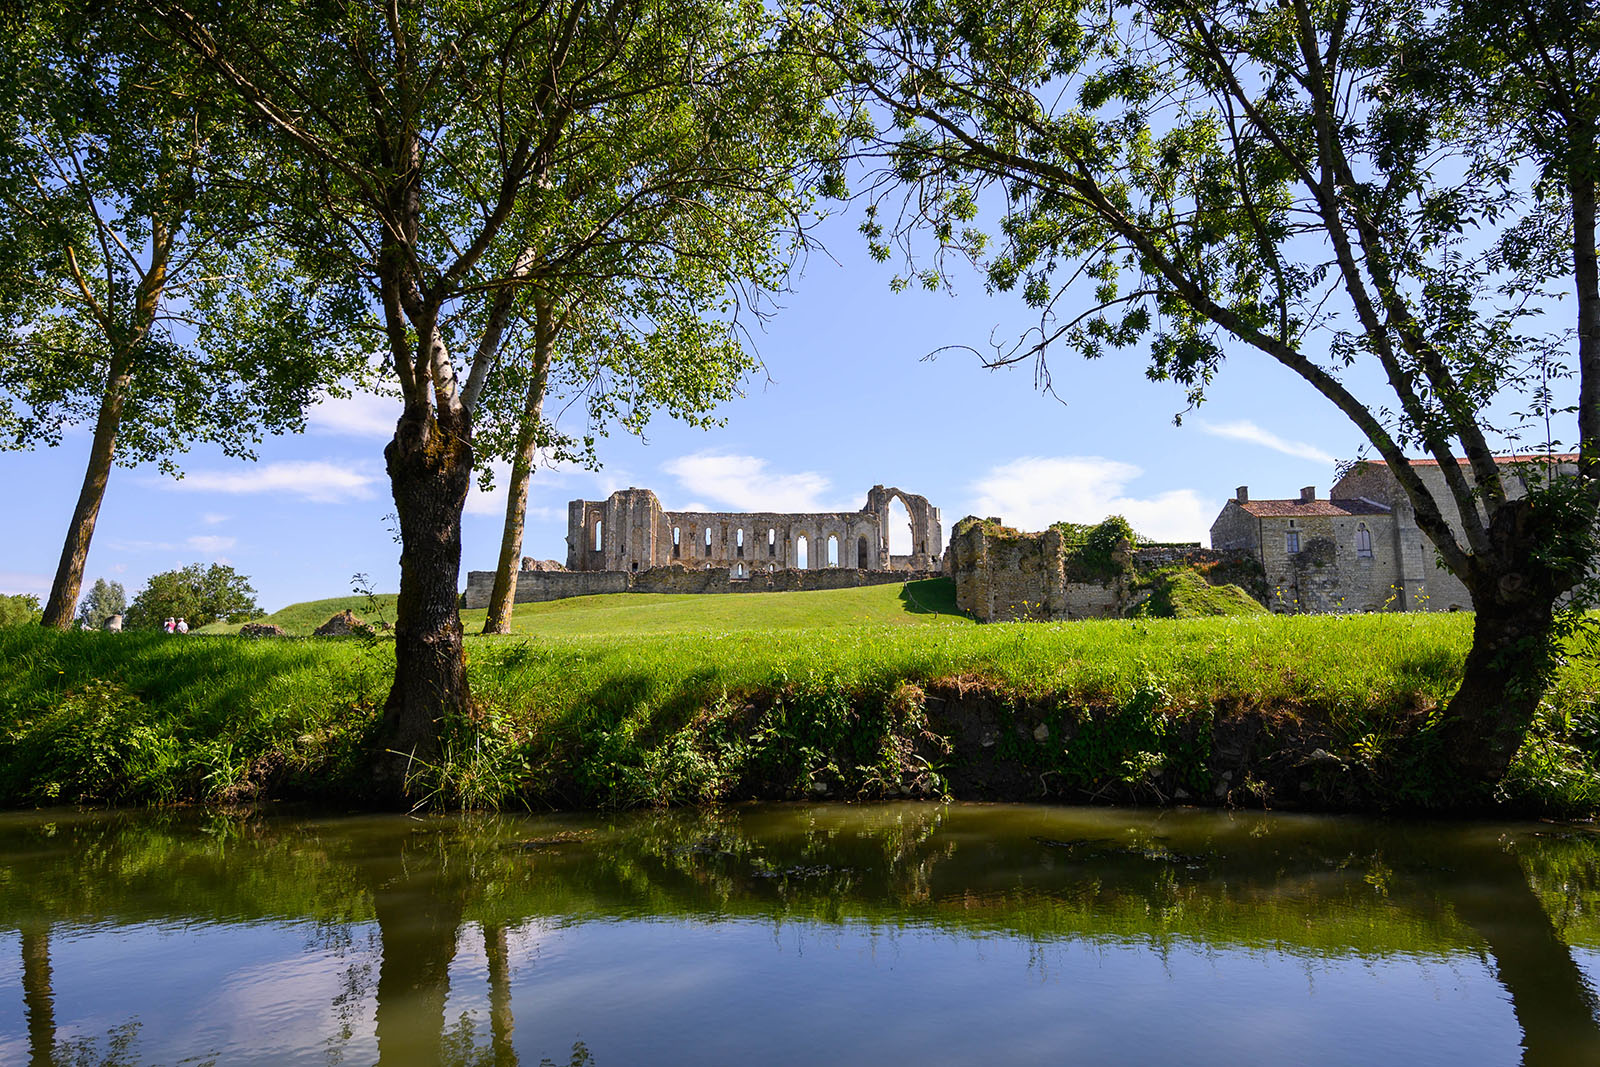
[1356,524,1373,558]
[1286,531,1301,554]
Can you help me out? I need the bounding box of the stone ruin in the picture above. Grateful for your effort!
[462,485,943,608]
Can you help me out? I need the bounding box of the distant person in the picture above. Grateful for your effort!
[164,617,175,634]
[176,617,189,635]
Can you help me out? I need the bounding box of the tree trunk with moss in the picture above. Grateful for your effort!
[373,401,476,796]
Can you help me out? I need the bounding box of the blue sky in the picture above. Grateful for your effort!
[0,210,1370,613]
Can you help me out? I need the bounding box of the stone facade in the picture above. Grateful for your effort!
[564,485,942,576]
[1210,455,1585,614]
[460,484,944,609]
[948,518,1216,622]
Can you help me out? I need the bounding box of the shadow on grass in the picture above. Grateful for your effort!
[897,578,962,617]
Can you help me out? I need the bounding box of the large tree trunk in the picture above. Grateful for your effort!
[1436,494,1585,790]
[40,358,132,630]
[483,304,553,635]
[374,401,476,797]
[1438,596,1562,788]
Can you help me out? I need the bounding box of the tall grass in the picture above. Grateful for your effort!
[2,600,1596,812]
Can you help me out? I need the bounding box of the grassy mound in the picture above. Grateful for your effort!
[1132,569,1269,619]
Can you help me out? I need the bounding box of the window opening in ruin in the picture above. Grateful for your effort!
[736,528,745,557]
[768,528,776,556]
[631,562,638,573]
[594,520,603,551]
[827,535,839,567]
[733,562,745,579]
[672,527,681,558]
[1286,531,1300,554]
[705,527,712,557]
[857,536,868,569]
[796,535,808,569]
[1356,525,1373,558]
[886,497,913,558]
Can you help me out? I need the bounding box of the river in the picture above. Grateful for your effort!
[1,803,1598,1065]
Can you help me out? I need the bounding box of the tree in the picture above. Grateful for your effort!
[75,577,126,627]
[149,0,839,791]
[0,594,42,628]
[806,0,1600,791]
[0,5,366,631]
[124,563,259,630]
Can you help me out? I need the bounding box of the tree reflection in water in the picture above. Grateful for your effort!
[1,806,1598,1065]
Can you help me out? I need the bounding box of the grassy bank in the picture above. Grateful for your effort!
[5,581,1599,814]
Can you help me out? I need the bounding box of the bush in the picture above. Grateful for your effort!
[0,593,42,628]
[0,680,179,803]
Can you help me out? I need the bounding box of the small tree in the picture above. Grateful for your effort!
[0,594,42,628]
[125,563,259,630]
[75,577,126,627]
[0,7,365,630]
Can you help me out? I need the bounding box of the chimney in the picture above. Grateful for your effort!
[1299,486,1316,504]
[1236,486,1249,503]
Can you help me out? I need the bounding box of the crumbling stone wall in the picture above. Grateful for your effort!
[949,519,1205,621]
[566,485,943,575]
[461,563,913,607]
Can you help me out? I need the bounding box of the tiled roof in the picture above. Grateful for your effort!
[1237,498,1390,518]
[1354,453,1580,468]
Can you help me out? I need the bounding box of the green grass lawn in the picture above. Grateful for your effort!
[10,582,1599,814]
[202,578,966,637]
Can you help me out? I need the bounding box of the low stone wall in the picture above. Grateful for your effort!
[461,565,928,608]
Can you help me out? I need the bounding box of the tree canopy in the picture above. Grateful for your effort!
[124,563,259,630]
[804,0,1600,788]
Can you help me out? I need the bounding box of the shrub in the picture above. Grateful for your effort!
[0,593,41,628]
[0,680,179,803]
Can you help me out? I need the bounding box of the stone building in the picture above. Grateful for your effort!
[565,485,943,577]
[461,484,944,608]
[1210,454,1582,613]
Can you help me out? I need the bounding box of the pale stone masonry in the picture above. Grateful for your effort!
[1211,454,1584,614]
[564,485,942,576]
[461,485,943,608]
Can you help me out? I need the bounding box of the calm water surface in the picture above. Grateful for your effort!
[0,803,1598,1066]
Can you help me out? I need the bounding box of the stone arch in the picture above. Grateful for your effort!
[736,527,745,557]
[672,526,681,559]
[857,536,869,569]
[704,526,713,557]
[827,534,840,567]
[796,533,809,569]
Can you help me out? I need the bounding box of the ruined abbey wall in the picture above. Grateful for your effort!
[460,563,915,608]
[566,486,943,577]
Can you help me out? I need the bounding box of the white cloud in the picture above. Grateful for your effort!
[187,535,237,553]
[308,390,402,438]
[1195,419,1335,464]
[662,452,838,512]
[201,512,230,526]
[968,456,1213,542]
[0,571,51,595]
[161,461,381,503]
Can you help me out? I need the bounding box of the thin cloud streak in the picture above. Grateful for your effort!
[158,461,380,503]
[1195,419,1335,464]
